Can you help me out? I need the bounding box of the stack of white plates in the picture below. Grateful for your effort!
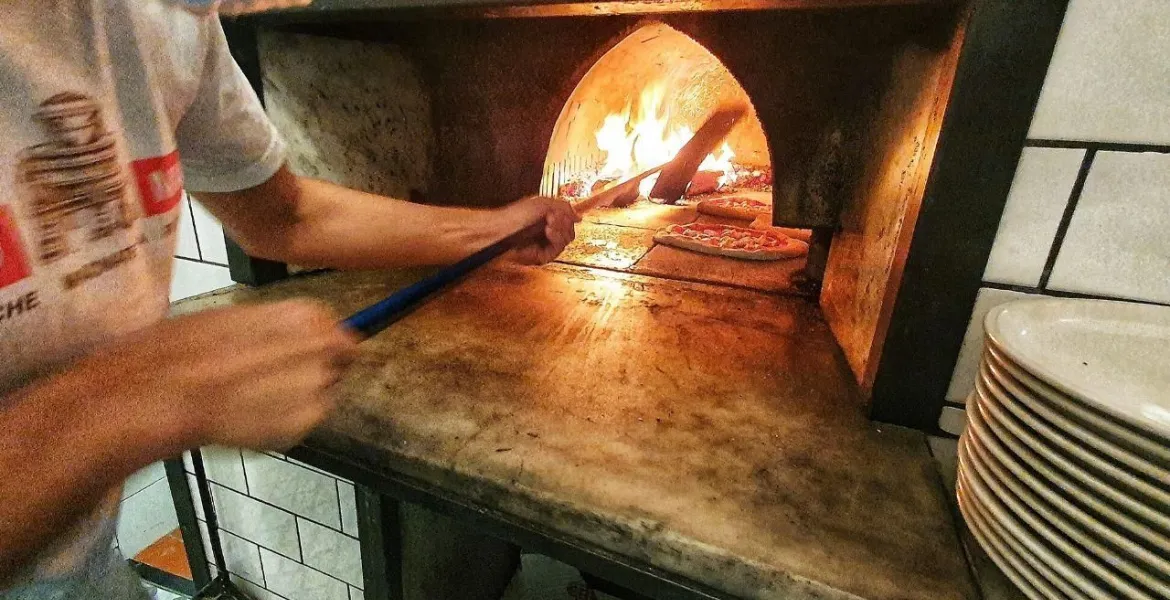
[957,298,1170,600]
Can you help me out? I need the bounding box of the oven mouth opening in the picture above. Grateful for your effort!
[540,22,811,296]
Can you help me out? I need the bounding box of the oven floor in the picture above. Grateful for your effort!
[559,196,809,294]
[175,263,973,600]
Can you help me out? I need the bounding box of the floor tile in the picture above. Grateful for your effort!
[134,528,192,580]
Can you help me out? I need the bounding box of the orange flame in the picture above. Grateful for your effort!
[593,82,736,199]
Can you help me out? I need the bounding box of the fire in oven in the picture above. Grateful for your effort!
[539,22,811,295]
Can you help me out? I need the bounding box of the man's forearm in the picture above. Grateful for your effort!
[194,167,522,269]
[0,377,177,582]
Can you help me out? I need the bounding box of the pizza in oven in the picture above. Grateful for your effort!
[695,195,771,220]
[749,214,813,242]
[653,223,808,260]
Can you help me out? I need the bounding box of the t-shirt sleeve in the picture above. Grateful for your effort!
[175,17,286,193]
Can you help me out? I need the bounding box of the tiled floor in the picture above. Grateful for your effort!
[143,583,187,600]
[135,528,192,580]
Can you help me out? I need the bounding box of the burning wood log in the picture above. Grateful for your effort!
[685,170,723,197]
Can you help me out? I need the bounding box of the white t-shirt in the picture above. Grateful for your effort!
[0,0,285,590]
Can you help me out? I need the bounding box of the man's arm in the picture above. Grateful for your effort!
[0,377,173,581]
[193,166,579,269]
[0,301,356,583]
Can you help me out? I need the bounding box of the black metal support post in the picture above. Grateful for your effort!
[870,0,1071,431]
[356,486,404,600]
[164,457,214,591]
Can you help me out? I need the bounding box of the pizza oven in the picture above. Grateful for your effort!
[227,0,1064,431]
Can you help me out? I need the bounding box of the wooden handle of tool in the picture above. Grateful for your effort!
[342,221,543,338]
[344,164,666,338]
[571,164,664,216]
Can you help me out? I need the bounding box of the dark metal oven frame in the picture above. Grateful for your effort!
[219,0,1068,433]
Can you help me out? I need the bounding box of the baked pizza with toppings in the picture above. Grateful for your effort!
[653,223,808,260]
[695,195,772,220]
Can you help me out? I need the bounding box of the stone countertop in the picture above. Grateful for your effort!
[174,263,976,600]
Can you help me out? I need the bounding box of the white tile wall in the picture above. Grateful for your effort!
[211,484,302,559]
[122,461,166,500]
[186,473,205,521]
[337,482,359,537]
[288,457,338,478]
[944,288,1040,405]
[297,518,363,587]
[117,478,179,558]
[1029,0,1170,144]
[940,0,1170,433]
[1048,151,1170,304]
[243,452,343,529]
[188,449,366,600]
[261,548,351,600]
[172,191,235,302]
[170,259,235,302]
[982,148,1085,287]
[198,520,266,584]
[176,196,201,260]
[190,199,230,265]
[349,587,364,600]
[234,575,292,600]
[185,447,249,493]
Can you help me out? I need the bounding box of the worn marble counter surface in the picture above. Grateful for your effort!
[174,263,976,600]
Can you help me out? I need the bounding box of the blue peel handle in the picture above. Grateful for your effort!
[342,221,543,339]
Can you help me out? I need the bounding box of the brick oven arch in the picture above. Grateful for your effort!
[541,21,770,195]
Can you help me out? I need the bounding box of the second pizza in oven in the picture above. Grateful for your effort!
[653,223,808,260]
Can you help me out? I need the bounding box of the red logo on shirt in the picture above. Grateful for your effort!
[0,206,32,288]
[132,151,183,216]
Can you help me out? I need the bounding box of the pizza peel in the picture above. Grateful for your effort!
[648,102,749,203]
[341,164,662,338]
[342,106,744,339]
[570,164,663,214]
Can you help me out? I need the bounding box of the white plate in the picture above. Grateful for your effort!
[964,394,1170,554]
[971,383,1170,536]
[957,463,1112,599]
[957,462,1089,600]
[985,298,1170,439]
[962,422,1170,592]
[984,342,1170,467]
[981,357,1169,483]
[956,474,1065,600]
[958,449,1155,600]
[977,373,1170,509]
